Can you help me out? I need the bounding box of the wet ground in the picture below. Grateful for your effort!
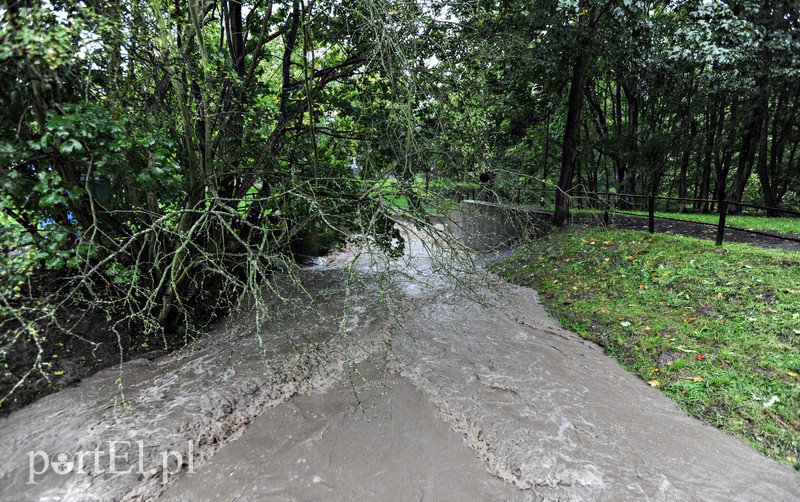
[163,359,523,501]
[1,229,799,501]
[585,212,800,252]
[0,270,178,415]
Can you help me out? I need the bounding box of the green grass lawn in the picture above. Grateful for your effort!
[495,227,800,469]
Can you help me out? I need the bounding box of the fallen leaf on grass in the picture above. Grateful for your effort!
[689,376,704,382]
[620,321,631,327]
[648,380,660,387]
[684,317,697,323]
[788,371,798,378]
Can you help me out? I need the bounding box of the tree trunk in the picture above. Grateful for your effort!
[613,82,625,194]
[764,84,800,207]
[677,117,698,213]
[713,97,737,213]
[728,78,769,213]
[756,114,780,213]
[554,7,600,227]
[541,112,550,206]
[697,101,716,212]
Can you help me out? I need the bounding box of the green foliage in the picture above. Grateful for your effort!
[432,0,800,218]
[496,228,800,468]
[1,0,454,412]
[0,0,442,339]
[0,216,41,300]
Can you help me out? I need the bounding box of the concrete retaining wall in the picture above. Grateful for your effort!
[446,200,552,251]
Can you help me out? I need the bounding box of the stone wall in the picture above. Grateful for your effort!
[446,200,552,251]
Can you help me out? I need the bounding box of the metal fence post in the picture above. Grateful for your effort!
[716,200,728,246]
[648,195,655,234]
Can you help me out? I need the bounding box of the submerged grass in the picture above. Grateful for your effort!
[495,227,800,469]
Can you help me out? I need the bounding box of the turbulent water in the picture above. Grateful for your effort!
[1,225,799,501]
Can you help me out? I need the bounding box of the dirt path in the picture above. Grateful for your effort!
[1,233,798,501]
[588,212,800,252]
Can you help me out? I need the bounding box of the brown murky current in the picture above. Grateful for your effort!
[1,230,799,501]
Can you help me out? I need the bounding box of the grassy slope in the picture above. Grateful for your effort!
[495,227,800,469]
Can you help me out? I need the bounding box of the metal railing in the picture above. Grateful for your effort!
[468,185,800,247]
[576,191,800,247]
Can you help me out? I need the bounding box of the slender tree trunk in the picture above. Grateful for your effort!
[714,97,737,213]
[614,82,623,190]
[728,78,769,213]
[623,81,639,195]
[554,7,600,227]
[541,112,550,206]
[756,114,780,213]
[553,54,589,226]
[697,101,715,212]
[677,117,697,213]
[764,84,800,206]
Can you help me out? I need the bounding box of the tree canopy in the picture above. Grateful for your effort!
[2,0,799,340]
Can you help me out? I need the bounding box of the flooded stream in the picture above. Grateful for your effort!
[1,225,798,501]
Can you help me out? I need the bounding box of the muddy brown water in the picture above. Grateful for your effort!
[1,230,798,501]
